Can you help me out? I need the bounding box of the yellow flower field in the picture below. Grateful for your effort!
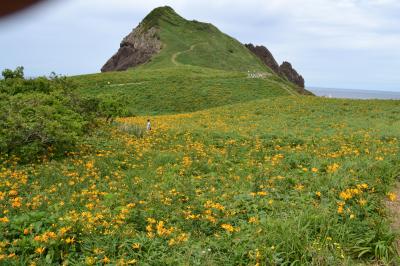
[0,96,399,264]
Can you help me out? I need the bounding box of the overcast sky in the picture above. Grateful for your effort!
[0,0,399,91]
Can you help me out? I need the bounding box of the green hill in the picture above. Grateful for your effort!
[71,6,307,115]
[73,66,298,116]
[141,6,269,72]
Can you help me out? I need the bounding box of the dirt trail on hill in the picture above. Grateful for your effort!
[281,84,299,97]
[107,82,146,87]
[267,79,299,97]
[171,43,204,66]
[171,43,299,97]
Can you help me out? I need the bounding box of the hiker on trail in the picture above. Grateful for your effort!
[146,119,152,131]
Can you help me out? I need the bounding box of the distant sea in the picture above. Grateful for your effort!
[308,87,400,100]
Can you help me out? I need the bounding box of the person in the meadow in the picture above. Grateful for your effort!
[146,119,151,131]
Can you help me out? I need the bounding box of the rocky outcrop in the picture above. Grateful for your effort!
[245,44,281,75]
[245,43,307,92]
[279,61,305,88]
[101,26,162,72]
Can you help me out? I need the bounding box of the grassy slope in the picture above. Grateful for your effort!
[1,97,399,264]
[73,66,296,115]
[146,8,269,72]
[71,6,300,115]
[141,6,269,72]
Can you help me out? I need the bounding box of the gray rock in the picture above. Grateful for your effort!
[279,61,305,88]
[101,26,162,72]
[245,43,310,94]
[245,44,281,75]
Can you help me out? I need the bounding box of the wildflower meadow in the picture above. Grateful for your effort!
[1,96,399,265]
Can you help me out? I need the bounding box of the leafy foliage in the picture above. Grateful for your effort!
[0,67,126,160]
[1,66,24,80]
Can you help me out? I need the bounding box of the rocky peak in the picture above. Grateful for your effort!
[101,6,186,72]
[279,61,305,89]
[101,24,162,72]
[245,44,281,75]
[245,43,306,90]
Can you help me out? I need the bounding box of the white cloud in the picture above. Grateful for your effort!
[0,0,399,90]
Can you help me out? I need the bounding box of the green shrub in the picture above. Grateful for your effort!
[0,67,127,160]
[1,66,24,80]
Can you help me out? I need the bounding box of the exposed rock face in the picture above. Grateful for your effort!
[245,43,307,91]
[101,26,162,72]
[279,61,305,88]
[245,44,281,75]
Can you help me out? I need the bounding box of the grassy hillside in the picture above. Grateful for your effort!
[142,6,270,72]
[73,65,299,115]
[70,6,304,115]
[1,97,399,264]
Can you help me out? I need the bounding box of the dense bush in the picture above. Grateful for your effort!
[1,66,24,80]
[0,67,126,160]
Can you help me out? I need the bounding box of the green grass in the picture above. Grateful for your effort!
[140,6,269,72]
[72,65,297,115]
[1,97,399,264]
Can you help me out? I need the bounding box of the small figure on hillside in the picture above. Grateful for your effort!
[146,119,152,131]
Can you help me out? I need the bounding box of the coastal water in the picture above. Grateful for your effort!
[309,87,400,100]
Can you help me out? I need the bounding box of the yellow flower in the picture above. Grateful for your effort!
[11,197,22,208]
[337,202,345,214]
[0,217,9,223]
[102,256,111,263]
[146,218,156,224]
[168,238,176,246]
[35,247,45,255]
[59,227,70,236]
[311,167,318,173]
[387,192,397,202]
[221,223,235,233]
[358,199,367,206]
[315,191,321,197]
[176,233,189,242]
[339,191,352,200]
[65,237,75,244]
[126,203,136,208]
[85,256,96,265]
[8,190,18,197]
[248,217,259,224]
[182,156,192,167]
[327,163,340,173]
[132,243,140,249]
[358,183,369,189]
[294,184,304,191]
